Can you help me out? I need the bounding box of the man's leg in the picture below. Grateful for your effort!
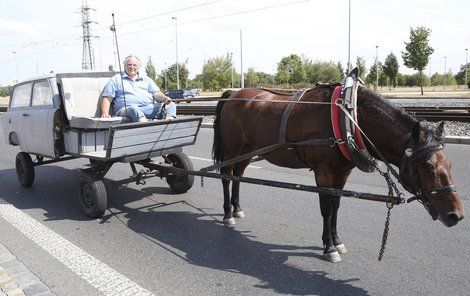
[153,102,177,119]
[116,105,145,122]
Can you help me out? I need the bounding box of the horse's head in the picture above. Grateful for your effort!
[400,121,464,227]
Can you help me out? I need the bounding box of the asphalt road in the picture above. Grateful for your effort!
[0,127,469,296]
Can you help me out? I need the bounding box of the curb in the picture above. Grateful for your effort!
[0,244,55,296]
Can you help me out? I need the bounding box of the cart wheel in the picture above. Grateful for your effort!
[15,152,35,187]
[166,152,194,193]
[77,171,107,218]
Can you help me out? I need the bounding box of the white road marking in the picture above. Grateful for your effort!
[0,201,154,296]
[189,156,261,169]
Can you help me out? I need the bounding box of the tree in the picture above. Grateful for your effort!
[356,56,367,78]
[402,26,434,95]
[455,63,470,87]
[162,61,189,89]
[201,54,234,91]
[365,61,383,89]
[245,68,260,87]
[276,54,306,85]
[382,53,399,89]
[304,60,344,84]
[145,56,157,81]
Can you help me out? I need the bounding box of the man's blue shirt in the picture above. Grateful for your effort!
[102,72,160,114]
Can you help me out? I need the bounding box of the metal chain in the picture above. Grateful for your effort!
[373,162,405,261]
[378,205,392,261]
[200,176,204,188]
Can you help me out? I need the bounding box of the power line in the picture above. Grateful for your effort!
[116,0,311,38]
[118,0,224,26]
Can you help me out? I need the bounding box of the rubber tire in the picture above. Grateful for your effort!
[15,152,35,187]
[77,171,107,218]
[166,152,194,193]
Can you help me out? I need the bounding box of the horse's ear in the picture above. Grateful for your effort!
[412,122,426,144]
[435,121,445,140]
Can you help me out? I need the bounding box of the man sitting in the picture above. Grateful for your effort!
[100,54,177,122]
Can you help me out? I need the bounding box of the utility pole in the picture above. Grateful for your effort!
[347,0,351,73]
[444,56,447,90]
[172,17,179,89]
[230,52,234,89]
[240,30,244,89]
[375,45,379,91]
[81,0,95,70]
[12,51,18,83]
[465,48,468,89]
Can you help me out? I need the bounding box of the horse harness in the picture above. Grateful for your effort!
[278,68,377,173]
[399,135,457,212]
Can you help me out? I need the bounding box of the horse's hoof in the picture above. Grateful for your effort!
[233,211,245,219]
[335,244,348,254]
[323,251,342,263]
[223,217,236,225]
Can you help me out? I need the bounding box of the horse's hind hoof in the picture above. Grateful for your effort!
[233,211,245,219]
[335,244,348,254]
[223,217,236,225]
[323,251,342,263]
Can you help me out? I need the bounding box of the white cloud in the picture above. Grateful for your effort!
[0,18,40,37]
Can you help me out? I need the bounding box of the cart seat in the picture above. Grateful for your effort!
[60,75,130,129]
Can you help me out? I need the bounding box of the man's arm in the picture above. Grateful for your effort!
[153,92,172,104]
[100,96,113,117]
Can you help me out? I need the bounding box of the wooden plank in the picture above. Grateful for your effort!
[111,119,199,138]
[111,126,199,148]
[109,135,196,158]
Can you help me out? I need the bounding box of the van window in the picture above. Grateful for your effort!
[10,83,32,108]
[32,80,53,106]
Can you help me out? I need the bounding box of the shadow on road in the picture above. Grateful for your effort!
[0,165,368,296]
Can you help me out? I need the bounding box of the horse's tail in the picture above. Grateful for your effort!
[212,90,234,164]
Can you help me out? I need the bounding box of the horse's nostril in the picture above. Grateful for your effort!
[447,213,461,225]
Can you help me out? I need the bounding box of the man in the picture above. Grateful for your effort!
[101,54,177,122]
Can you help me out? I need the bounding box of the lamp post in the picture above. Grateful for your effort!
[465,48,468,89]
[12,51,18,83]
[347,0,351,73]
[230,52,234,89]
[444,56,447,90]
[172,17,179,89]
[375,45,378,91]
[164,62,168,90]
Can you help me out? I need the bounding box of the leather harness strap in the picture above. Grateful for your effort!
[279,88,309,144]
[278,88,311,168]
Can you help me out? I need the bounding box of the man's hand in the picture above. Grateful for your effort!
[101,114,111,118]
[164,96,172,105]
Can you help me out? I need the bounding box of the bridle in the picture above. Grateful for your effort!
[399,135,457,216]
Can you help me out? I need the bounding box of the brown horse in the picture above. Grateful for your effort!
[212,84,464,262]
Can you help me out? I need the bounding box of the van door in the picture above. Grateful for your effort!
[1,80,58,157]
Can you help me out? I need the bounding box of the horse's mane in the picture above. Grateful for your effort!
[357,85,417,131]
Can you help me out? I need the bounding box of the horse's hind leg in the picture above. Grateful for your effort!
[231,159,251,219]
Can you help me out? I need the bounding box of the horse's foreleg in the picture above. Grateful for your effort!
[221,165,235,225]
[330,170,352,255]
[231,160,250,219]
[319,195,341,263]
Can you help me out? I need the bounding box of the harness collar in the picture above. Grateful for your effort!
[331,68,375,172]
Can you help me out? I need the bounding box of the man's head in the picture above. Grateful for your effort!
[123,55,141,77]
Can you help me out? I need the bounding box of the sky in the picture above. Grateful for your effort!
[0,0,469,86]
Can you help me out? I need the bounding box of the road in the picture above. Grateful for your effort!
[0,126,469,295]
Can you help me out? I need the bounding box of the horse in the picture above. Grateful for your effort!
[212,83,464,263]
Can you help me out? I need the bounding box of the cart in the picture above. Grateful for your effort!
[1,72,202,218]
